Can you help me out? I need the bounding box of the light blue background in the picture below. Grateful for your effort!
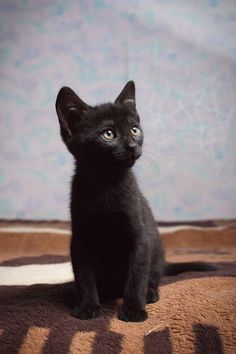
[0,0,236,220]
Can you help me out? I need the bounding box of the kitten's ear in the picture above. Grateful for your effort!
[115,81,136,111]
[55,86,90,141]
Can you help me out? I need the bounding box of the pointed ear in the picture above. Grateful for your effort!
[55,86,90,142]
[115,81,136,111]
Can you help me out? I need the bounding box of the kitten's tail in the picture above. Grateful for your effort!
[164,261,216,276]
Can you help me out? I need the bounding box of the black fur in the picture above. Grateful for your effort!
[55,81,214,322]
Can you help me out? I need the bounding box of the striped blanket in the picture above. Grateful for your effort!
[0,221,235,353]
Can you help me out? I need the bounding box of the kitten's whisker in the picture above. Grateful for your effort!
[142,150,169,170]
[142,154,161,170]
[143,150,160,159]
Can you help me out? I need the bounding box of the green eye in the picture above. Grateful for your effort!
[101,129,115,141]
[131,126,141,137]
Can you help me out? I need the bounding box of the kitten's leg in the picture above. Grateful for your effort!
[71,239,101,320]
[146,283,159,303]
[118,240,150,322]
[146,272,161,304]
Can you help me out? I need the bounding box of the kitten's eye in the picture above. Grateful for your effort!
[131,126,141,137]
[101,129,115,141]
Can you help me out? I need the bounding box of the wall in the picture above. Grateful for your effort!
[0,0,236,220]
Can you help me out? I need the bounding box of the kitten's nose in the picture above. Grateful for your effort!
[126,141,136,151]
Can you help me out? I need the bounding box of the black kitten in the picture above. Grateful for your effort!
[56,81,214,322]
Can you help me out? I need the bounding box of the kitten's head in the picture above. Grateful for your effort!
[55,81,143,169]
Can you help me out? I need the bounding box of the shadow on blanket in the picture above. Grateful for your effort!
[0,223,235,353]
[0,260,235,354]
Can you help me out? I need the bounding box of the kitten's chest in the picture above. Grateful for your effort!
[88,211,132,238]
[85,211,131,251]
[72,172,139,215]
[90,212,132,272]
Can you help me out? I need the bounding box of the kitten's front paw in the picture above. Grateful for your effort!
[72,304,102,320]
[118,307,148,322]
[146,288,159,304]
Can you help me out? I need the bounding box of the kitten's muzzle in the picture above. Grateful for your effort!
[125,142,141,159]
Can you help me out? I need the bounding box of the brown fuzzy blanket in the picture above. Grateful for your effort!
[0,221,235,354]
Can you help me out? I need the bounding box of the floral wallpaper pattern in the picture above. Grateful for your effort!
[0,0,235,220]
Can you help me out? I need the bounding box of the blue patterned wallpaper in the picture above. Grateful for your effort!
[0,0,236,220]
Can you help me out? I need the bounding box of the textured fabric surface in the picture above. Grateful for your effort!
[0,222,235,353]
[0,1,236,220]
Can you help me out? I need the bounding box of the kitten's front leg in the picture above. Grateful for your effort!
[118,240,150,322]
[71,238,101,320]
